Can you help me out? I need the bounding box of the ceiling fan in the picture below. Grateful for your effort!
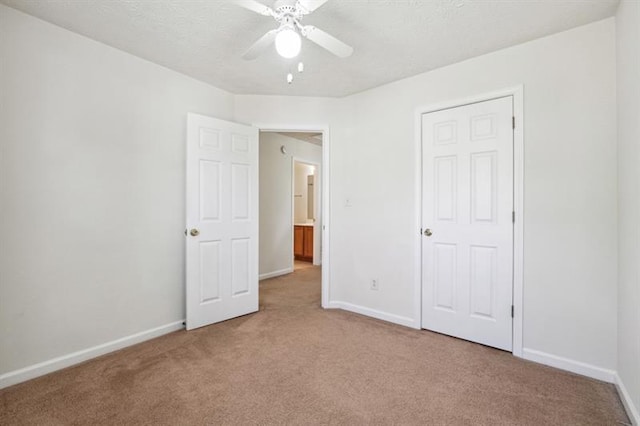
[237,0,354,60]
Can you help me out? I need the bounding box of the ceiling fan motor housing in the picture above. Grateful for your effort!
[274,0,298,15]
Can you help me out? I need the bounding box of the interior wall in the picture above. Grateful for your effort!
[615,0,640,420]
[236,18,618,373]
[0,5,235,376]
[258,132,322,278]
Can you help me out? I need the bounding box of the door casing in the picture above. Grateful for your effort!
[414,86,524,357]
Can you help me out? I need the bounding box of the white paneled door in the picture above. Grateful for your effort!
[421,97,514,351]
[186,113,258,330]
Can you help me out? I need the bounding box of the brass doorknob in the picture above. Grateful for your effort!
[190,229,200,237]
[423,228,433,237]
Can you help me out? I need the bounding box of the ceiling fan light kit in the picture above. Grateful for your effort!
[275,26,301,58]
[238,0,353,60]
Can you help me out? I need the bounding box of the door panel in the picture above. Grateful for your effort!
[421,96,513,351]
[231,163,250,220]
[435,156,457,222]
[199,160,221,221]
[231,238,250,296]
[434,242,456,311]
[469,245,497,318]
[470,152,497,223]
[199,241,221,303]
[186,113,258,330]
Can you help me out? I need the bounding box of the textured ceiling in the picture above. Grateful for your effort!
[276,131,323,145]
[1,0,619,97]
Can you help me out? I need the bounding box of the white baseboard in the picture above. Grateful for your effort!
[522,348,616,383]
[0,320,185,390]
[2,316,637,425]
[615,373,640,425]
[327,301,418,329]
[259,267,293,281]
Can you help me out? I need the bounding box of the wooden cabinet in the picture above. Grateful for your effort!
[294,225,314,262]
[303,227,313,260]
[294,226,305,258]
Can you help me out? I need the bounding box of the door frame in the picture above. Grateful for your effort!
[414,86,524,357]
[253,123,331,309]
[291,157,322,266]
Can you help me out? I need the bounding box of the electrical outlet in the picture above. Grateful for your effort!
[371,279,379,291]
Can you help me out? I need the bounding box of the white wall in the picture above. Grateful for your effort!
[0,5,235,377]
[258,132,321,278]
[237,18,618,374]
[616,0,640,422]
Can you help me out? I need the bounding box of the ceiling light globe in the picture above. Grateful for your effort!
[275,28,301,59]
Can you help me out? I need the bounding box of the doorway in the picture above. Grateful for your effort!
[185,117,331,330]
[293,159,320,270]
[257,129,327,304]
[418,90,524,353]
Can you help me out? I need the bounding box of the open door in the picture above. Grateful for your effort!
[186,113,259,330]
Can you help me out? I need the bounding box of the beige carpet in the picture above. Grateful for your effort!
[294,260,315,271]
[0,266,630,425]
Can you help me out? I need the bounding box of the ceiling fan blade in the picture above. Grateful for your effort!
[236,0,274,16]
[296,0,329,14]
[242,29,278,60]
[302,25,353,58]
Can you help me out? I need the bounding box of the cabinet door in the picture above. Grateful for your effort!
[303,226,314,259]
[294,226,304,257]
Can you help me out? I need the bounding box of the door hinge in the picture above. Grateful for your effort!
[512,116,515,129]
[511,305,514,318]
[512,211,515,223]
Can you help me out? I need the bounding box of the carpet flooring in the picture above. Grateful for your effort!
[0,266,630,425]
[294,260,315,271]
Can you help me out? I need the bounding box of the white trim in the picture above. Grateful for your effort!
[615,373,640,425]
[414,85,525,354]
[327,301,417,329]
[321,127,330,307]
[291,155,295,270]
[511,86,525,358]
[259,267,293,281]
[254,123,331,309]
[0,321,184,390]
[521,348,616,383]
[413,104,423,331]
